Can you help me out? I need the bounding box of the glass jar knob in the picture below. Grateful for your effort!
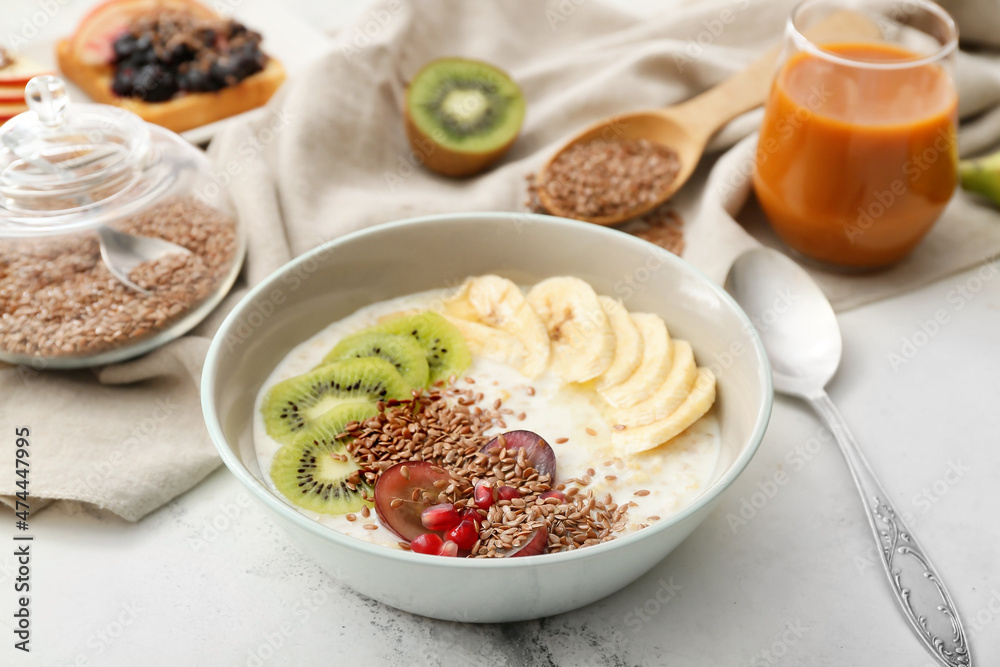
[25,75,69,127]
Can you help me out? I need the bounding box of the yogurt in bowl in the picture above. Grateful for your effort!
[202,212,772,622]
[253,276,721,557]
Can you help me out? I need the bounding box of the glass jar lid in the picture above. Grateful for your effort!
[0,75,166,236]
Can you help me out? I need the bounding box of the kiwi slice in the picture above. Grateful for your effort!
[374,311,471,384]
[322,331,430,389]
[262,357,409,444]
[270,402,375,515]
[404,57,525,177]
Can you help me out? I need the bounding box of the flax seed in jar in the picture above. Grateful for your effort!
[0,76,244,368]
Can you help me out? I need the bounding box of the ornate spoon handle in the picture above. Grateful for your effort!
[807,391,972,667]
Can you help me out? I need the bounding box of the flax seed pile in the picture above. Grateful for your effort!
[0,197,237,359]
[619,207,686,256]
[344,382,637,557]
[526,143,686,256]
[536,139,681,220]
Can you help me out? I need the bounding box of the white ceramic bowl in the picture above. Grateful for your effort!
[202,212,772,623]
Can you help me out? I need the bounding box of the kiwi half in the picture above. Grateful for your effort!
[374,311,471,384]
[270,402,374,515]
[404,57,525,177]
[262,357,409,444]
[322,331,430,389]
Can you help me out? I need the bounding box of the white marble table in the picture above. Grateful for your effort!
[11,264,997,666]
[3,1,999,665]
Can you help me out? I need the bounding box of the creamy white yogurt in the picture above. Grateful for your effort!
[254,289,720,549]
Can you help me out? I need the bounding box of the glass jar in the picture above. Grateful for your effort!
[0,75,244,368]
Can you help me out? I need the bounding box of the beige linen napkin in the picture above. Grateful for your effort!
[3,0,999,521]
[0,338,217,521]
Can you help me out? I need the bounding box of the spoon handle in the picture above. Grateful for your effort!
[807,391,972,667]
[668,10,883,132]
[665,41,779,132]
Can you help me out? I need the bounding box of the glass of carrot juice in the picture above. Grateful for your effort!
[753,0,958,269]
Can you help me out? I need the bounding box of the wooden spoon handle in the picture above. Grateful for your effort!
[667,10,882,135]
[666,43,784,132]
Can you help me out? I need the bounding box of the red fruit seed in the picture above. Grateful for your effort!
[540,490,565,502]
[446,520,479,551]
[460,508,483,526]
[473,482,494,510]
[421,503,461,532]
[410,533,444,555]
[497,485,519,501]
[439,540,459,557]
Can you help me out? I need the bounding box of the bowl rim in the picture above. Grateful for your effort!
[201,211,773,569]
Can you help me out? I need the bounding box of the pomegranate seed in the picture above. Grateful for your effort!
[460,507,483,526]
[410,533,444,555]
[421,503,461,532]
[497,486,519,501]
[439,540,459,557]
[473,482,494,510]
[540,490,565,502]
[446,520,479,550]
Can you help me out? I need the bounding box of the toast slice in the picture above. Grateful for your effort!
[56,37,285,133]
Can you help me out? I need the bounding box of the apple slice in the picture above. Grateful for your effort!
[374,462,454,542]
[481,430,557,479]
[0,102,28,122]
[70,0,219,65]
[0,85,26,104]
[0,53,52,87]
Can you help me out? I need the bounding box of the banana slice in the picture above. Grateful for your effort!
[596,296,643,391]
[614,339,697,427]
[442,275,550,378]
[526,277,615,383]
[442,316,528,371]
[611,368,717,454]
[599,313,671,408]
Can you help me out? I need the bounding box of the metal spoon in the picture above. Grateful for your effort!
[725,247,972,667]
[536,10,882,225]
[97,225,190,295]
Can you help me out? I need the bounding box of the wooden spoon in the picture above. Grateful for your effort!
[536,10,882,225]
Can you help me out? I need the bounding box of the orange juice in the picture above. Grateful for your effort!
[753,42,958,268]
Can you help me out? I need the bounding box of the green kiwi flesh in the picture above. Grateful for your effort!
[322,331,430,389]
[407,58,525,154]
[270,402,375,515]
[262,357,409,444]
[374,311,471,384]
